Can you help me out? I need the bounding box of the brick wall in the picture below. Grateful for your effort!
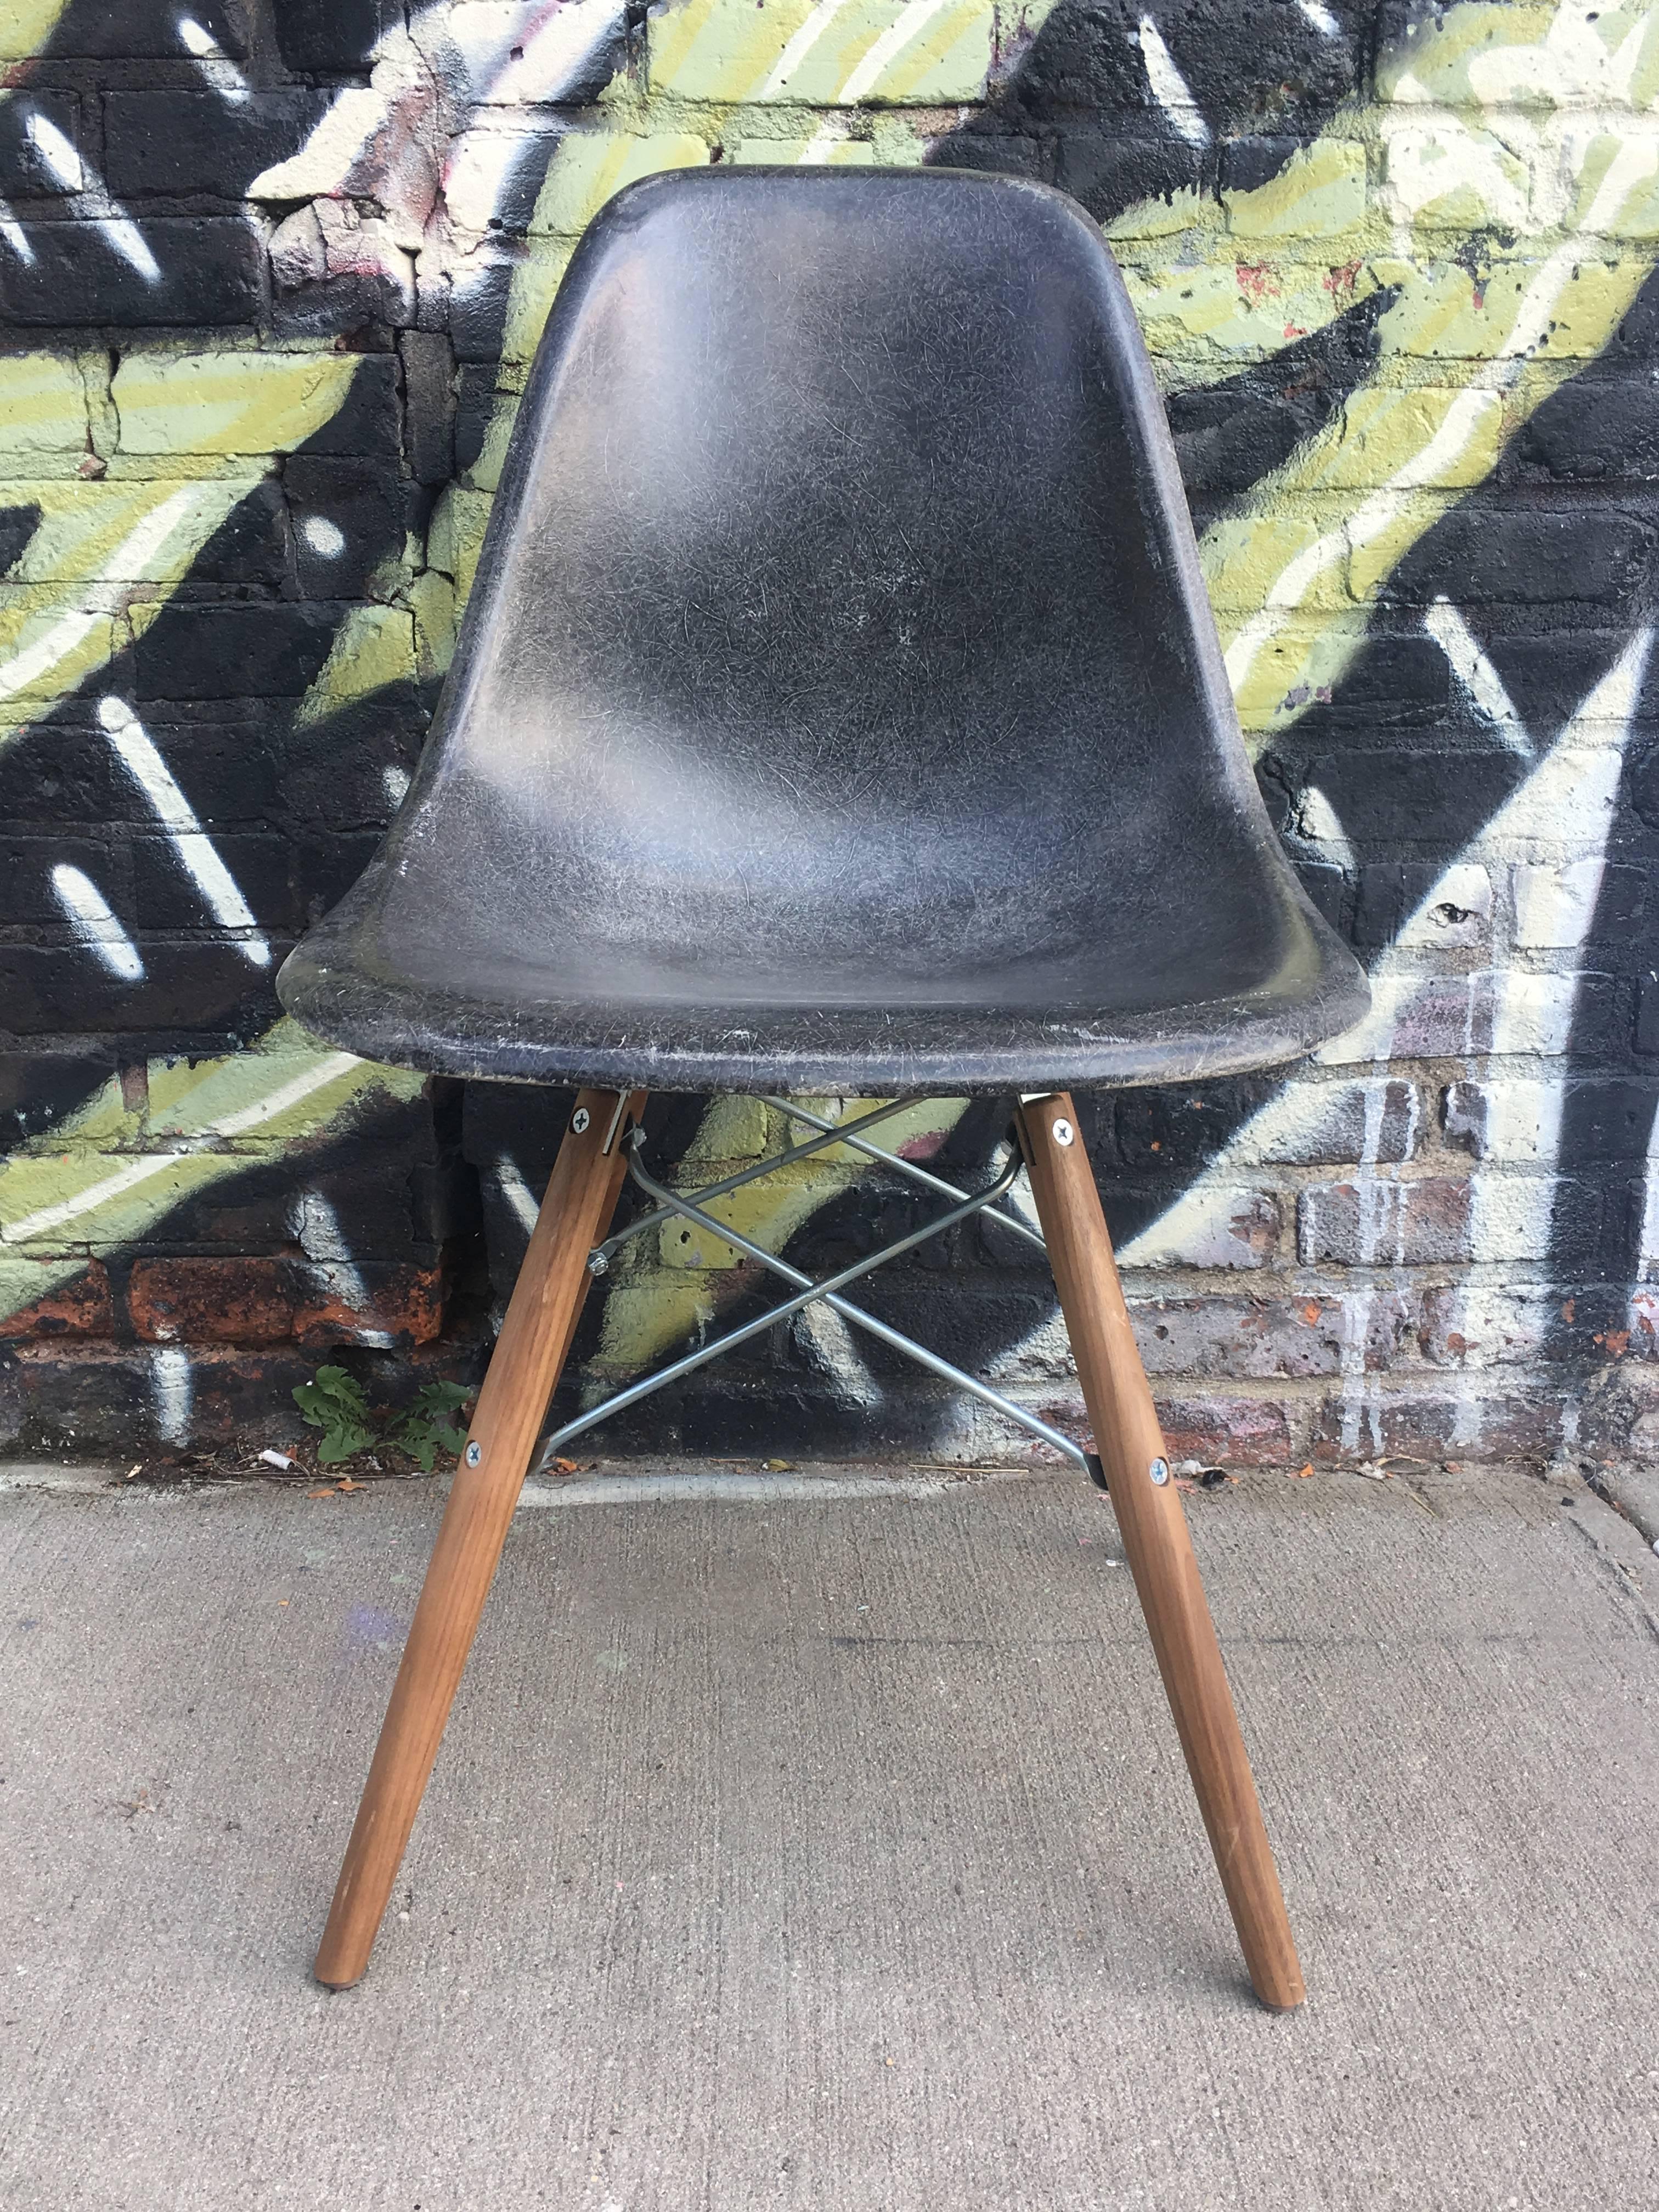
[4,0,1659,1469]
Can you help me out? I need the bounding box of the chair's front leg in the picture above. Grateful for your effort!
[1017,1092,1306,2011]
[313,1088,645,1990]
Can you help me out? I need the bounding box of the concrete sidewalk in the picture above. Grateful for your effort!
[2,1457,1656,2211]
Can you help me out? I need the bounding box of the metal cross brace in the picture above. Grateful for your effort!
[533,1102,1097,1481]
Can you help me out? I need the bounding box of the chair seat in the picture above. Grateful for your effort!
[279,871,1364,1092]
[278,166,1368,1094]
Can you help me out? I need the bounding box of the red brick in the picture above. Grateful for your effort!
[294,1262,445,1348]
[1035,1389,1295,1467]
[1298,1177,1471,1266]
[0,1260,114,1339]
[1310,1388,1568,1462]
[127,1256,298,1344]
[1157,1393,1295,1466]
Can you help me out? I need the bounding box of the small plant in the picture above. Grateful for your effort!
[292,1366,376,1464]
[292,1367,473,1471]
[394,1381,472,1472]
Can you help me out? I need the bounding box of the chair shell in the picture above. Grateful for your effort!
[278,165,1367,1094]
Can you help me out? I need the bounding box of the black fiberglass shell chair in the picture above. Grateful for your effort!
[280,166,1368,2005]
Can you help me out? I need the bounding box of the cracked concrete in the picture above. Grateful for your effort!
[2,1457,1657,2210]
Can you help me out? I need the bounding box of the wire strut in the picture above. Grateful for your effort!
[532,1102,1099,1483]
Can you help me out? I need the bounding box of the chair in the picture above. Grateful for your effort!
[278,166,1369,2005]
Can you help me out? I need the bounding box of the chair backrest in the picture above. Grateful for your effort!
[378,167,1294,1006]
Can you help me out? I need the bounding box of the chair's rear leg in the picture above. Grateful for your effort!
[1017,1092,1306,2011]
[313,1088,645,1990]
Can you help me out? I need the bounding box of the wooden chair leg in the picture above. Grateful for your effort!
[313,1087,646,1989]
[1017,1092,1306,2011]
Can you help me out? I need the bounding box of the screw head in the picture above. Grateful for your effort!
[1052,1117,1075,1147]
[571,1107,590,1134]
[1148,1456,1170,1486]
[464,1441,482,1468]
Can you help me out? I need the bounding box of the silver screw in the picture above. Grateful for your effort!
[1148,1456,1169,1486]
[571,1107,590,1134]
[586,1249,609,1276]
[464,1441,482,1468]
[1052,1117,1075,1147]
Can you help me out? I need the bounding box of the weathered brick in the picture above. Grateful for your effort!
[103,93,330,198]
[0,1261,114,1339]
[1319,973,1620,1065]
[1310,1389,1569,1464]
[135,603,346,701]
[1299,1177,1470,1267]
[32,0,248,57]
[1131,1295,1346,1379]
[1513,860,1651,948]
[0,221,263,326]
[1156,1393,1295,1468]
[0,95,82,198]
[0,943,289,1037]
[273,0,398,73]
[1444,1080,1658,1166]
[1118,1189,1282,1271]
[0,834,136,926]
[1357,862,1491,951]
[1056,133,1203,225]
[285,456,411,596]
[127,1255,299,1343]
[1517,379,1659,483]
[295,1262,445,1348]
[1383,509,1655,608]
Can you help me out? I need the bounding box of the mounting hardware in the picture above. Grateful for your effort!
[1052,1117,1075,1147]
[1148,1455,1169,1486]
[464,1441,482,1468]
[600,1092,630,1155]
[586,1249,609,1276]
[571,1107,591,1135]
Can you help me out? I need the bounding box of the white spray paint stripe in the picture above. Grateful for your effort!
[0,1052,361,1245]
[1226,137,1659,696]
[151,1346,192,1444]
[50,864,144,981]
[1137,15,1209,149]
[0,484,219,703]
[0,196,34,260]
[248,90,388,199]
[1451,636,1654,1422]
[763,0,854,98]
[300,1192,396,1346]
[1425,598,1534,758]
[22,109,83,190]
[1296,0,1340,34]
[464,0,626,107]
[794,1300,882,1408]
[797,122,849,164]
[1299,785,1356,871]
[1117,623,1655,1278]
[31,120,165,279]
[177,13,250,97]
[495,1154,543,1235]
[839,0,954,104]
[99,699,270,967]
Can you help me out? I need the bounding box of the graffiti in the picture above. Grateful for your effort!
[2,0,1659,1468]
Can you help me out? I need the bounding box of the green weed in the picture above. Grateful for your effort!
[292,1366,472,1471]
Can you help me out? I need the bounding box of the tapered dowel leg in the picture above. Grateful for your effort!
[314,1087,645,1990]
[1017,1092,1305,2011]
